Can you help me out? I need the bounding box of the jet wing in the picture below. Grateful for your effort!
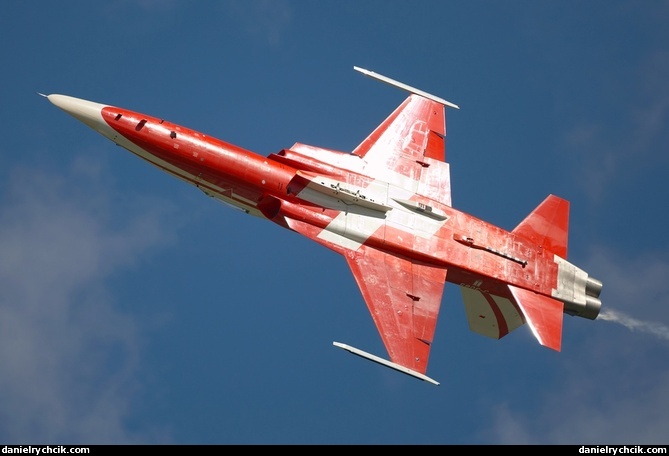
[279,215,445,382]
[353,94,446,162]
[345,245,447,376]
[353,94,453,207]
[274,83,454,383]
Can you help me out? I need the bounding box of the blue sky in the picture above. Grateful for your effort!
[1,1,668,445]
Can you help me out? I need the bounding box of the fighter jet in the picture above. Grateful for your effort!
[43,67,602,385]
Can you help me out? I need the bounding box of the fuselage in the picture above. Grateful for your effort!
[47,94,598,319]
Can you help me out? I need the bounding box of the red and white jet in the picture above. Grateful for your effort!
[44,67,602,385]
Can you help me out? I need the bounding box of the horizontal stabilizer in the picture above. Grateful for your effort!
[460,282,564,352]
[333,342,439,385]
[508,285,564,351]
[460,285,525,341]
[512,194,569,259]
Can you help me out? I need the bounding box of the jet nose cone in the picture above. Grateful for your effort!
[46,94,108,131]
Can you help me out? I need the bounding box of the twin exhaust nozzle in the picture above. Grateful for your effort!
[565,276,603,320]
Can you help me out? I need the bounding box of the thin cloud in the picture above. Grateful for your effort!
[225,0,293,47]
[489,371,669,444]
[486,245,669,444]
[0,160,176,443]
[564,50,669,202]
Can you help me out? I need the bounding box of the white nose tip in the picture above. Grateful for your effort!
[47,94,108,130]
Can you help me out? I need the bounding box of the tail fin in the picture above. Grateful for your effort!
[512,195,569,258]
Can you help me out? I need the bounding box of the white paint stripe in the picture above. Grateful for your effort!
[311,171,448,251]
[490,294,524,334]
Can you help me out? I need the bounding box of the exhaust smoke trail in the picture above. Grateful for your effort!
[599,309,669,342]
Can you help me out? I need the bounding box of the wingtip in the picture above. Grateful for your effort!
[333,341,440,386]
[353,66,460,109]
